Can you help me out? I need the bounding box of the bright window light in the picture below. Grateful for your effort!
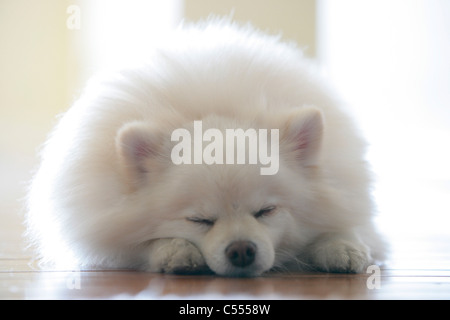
[317,0,450,251]
[81,0,182,73]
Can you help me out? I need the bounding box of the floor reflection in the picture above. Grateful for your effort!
[24,270,378,299]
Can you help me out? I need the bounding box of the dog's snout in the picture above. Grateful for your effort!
[225,241,257,268]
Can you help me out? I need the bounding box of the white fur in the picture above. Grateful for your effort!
[26,20,386,276]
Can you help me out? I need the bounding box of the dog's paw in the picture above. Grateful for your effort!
[308,234,371,273]
[147,238,212,274]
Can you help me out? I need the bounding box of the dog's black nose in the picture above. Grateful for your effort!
[225,241,257,267]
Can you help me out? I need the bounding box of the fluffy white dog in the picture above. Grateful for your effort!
[27,20,385,276]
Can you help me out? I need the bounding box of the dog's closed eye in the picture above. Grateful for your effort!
[254,206,277,219]
[186,216,215,227]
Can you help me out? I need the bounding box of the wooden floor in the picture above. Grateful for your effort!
[2,211,450,300]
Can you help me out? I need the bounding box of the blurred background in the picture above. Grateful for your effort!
[1,0,449,268]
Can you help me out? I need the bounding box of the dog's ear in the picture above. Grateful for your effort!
[116,121,161,189]
[285,107,324,167]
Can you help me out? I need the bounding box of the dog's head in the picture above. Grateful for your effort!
[115,108,323,276]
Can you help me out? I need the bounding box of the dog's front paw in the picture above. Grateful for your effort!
[308,234,371,273]
[147,238,211,274]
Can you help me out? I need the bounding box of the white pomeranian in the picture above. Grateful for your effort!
[26,20,385,276]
